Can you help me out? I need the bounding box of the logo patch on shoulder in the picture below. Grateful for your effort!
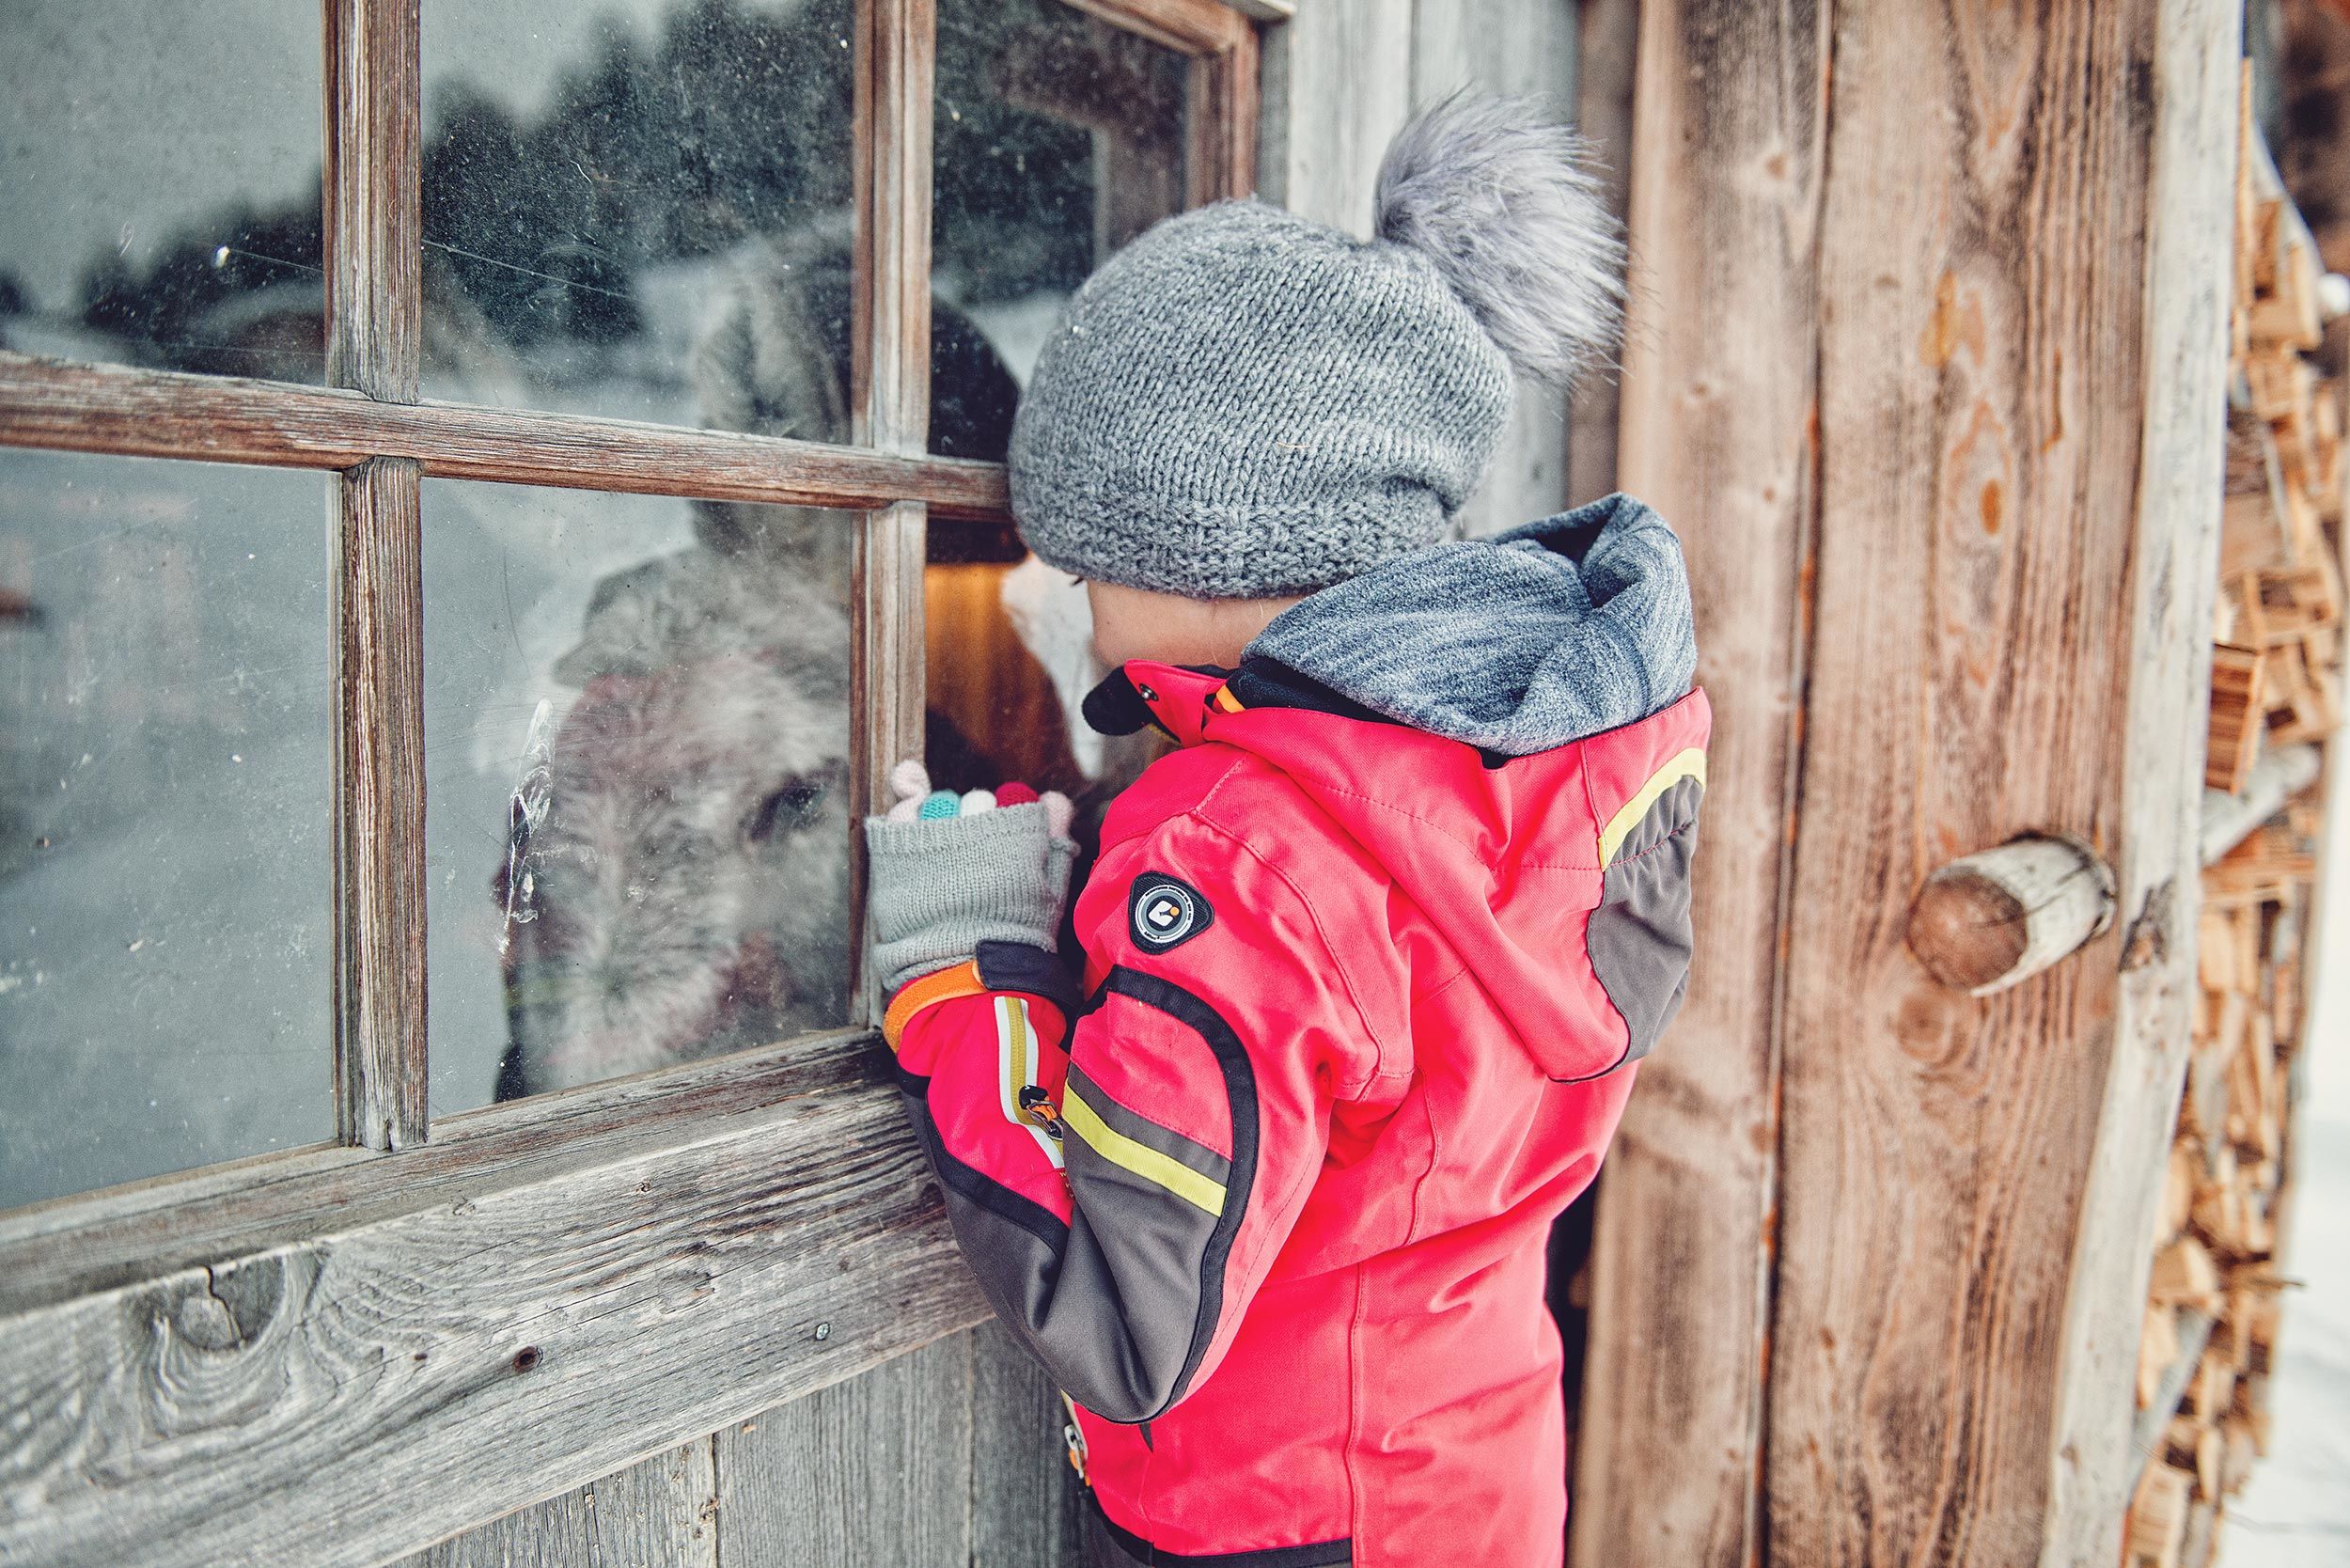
[1129,872,1214,954]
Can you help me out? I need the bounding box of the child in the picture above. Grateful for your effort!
[864,94,1706,1568]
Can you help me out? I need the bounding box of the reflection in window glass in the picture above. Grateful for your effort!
[924,0,1188,811]
[0,1,324,382]
[419,0,862,437]
[0,451,332,1210]
[422,480,854,1112]
[932,0,1189,454]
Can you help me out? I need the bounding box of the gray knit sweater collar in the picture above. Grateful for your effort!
[1241,493,1697,758]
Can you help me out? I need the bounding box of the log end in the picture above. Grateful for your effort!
[1905,868,2031,991]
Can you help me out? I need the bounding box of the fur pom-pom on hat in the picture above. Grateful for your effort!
[1374,92,1624,389]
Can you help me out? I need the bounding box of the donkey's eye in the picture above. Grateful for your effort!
[746,778,825,841]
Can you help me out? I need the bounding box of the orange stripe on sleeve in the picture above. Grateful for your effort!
[883,959,989,1050]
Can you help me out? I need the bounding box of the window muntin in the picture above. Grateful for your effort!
[0,1,324,384]
[421,479,854,1110]
[0,450,332,1209]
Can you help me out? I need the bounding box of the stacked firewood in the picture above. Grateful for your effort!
[2124,107,2345,1568]
[2205,118,2347,793]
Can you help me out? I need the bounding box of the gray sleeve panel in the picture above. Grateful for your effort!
[1584,775,1702,1071]
[1064,1061,1233,1187]
[890,978,1255,1425]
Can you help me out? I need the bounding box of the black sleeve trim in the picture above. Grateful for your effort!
[1103,966,1261,1417]
[974,939,1084,1017]
[890,1061,1073,1252]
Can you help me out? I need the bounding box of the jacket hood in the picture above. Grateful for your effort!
[1082,494,1705,1081]
[1244,492,1695,758]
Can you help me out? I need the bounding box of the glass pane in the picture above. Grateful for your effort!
[417,0,856,432]
[931,0,1192,458]
[423,479,854,1111]
[923,1,1190,823]
[0,450,333,1210]
[0,2,323,382]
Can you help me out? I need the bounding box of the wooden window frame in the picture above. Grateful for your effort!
[0,1,1260,1562]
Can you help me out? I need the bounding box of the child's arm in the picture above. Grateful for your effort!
[867,793,1372,1424]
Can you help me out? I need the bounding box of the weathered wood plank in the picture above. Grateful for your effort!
[1408,0,1579,541]
[0,353,1014,520]
[715,1334,974,1566]
[2042,3,2241,1560]
[1762,4,2232,1563]
[1563,0,1636,509]
[0,1030,874,1317]
[849,0,935,1020]
[1065,0,1252,56]
[1570,3,1827,1564]
[971,1318,1086,1567]
[1186,23,1261,208]
[0,1038,987,1568]
[323,0,429,1152]
[333,455,430,1151]
[395,1436,718,1568]
[1255,0,1413,232]
[322,0,420,404]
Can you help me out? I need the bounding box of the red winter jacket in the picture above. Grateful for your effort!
[885,501,1707,1566]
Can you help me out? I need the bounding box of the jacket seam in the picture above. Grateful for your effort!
[1097,749,1253,860]
[1184,806,1398,1100]
[1411,962,1476,1011]
[1344,1260,1369,1558]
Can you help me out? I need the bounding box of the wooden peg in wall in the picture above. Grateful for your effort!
[1904,833,2118,996]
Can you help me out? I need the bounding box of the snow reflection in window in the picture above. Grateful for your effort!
[0,1,324,382]
[0,451,333,1209]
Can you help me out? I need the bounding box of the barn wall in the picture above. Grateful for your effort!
[395,1324,1082,1568]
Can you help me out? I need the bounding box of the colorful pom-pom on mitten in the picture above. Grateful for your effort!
[889,759,932,804]
[995,781,1040,807]
[863,762,1082,996]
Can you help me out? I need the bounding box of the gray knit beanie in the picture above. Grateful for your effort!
[1009,93,1623,600]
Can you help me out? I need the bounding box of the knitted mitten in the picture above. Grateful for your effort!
[864,762,1077,996]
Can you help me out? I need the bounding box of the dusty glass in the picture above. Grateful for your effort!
[922,0,1188,817]
[0,450,333,1210]
[0,0,325,382]
[930,0,1191,460]
[421,479,854,1113]
[417,0,858,433]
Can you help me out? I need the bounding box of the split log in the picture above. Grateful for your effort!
[2204,642,2267,792]
[1903,834,2116,995]
[2162,1416,2221,1498]
[2151,1236,2221,1311]
[2199,744,2323,864]
[2126,1463,2192,1568]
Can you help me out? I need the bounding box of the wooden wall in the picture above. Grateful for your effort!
[1574,2,2244,1565]
[395,1324,1080,1568]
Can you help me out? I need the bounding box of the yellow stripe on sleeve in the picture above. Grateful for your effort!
[1597,747,1708,864]
[1059,1089,1228,1217]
